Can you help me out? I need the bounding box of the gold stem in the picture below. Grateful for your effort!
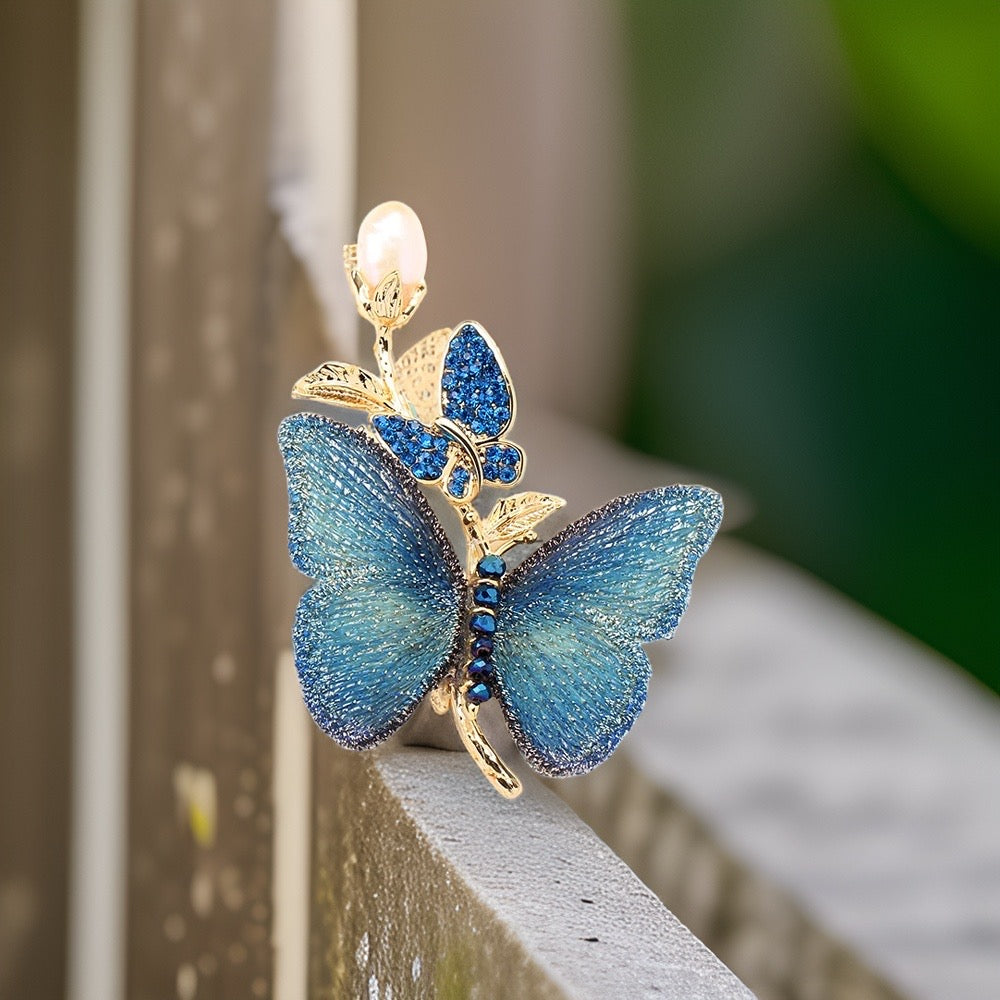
[373,324,406,411]
[450,693,522,799]
[457,502,489,566]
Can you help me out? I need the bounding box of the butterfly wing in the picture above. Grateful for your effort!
[278,413,465,749]
[370,414,452,484]
[493,486,723,776]
[441,322,515,439]
[480,441,524,486]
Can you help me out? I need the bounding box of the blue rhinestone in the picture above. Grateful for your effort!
[419,432,434,449]
[477,554,505,578]
[467,682,491,704]
[468,657,493,677]
[474,583,499,608]
[498,465,516,484]
[470,636,493,657]
[469,611,496,635]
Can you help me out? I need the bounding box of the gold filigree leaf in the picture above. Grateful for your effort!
[483,491,566,553]
[291,362,392,412]
[371,270,402,322]
[394,327,452,425]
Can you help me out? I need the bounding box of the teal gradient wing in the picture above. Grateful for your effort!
[493,486,723,776]
[278,413,465,749]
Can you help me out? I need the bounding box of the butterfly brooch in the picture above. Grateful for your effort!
[280,201,723,798]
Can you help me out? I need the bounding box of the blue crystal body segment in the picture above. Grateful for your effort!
[493,486,723,777]
[371,414,450,481]
[481,442,523,485]
[469,610,496,635]
[278,414,465,749]
[477,554,506,578]
[441,324,514,438]
[470,636,493,658]
[467,682,492,704]
[473,582,499,608]
[468,656,493,677]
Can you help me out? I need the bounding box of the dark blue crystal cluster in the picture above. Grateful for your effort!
[482,443,522,485]
[442,324,512,437]
[465,553,506,704]
[372,415,450,481]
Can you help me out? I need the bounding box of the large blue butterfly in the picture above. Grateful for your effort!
[279,412,722,777]
[371,321,524,501]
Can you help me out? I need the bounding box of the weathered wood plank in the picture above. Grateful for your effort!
[0,6,78,999]
[126,3,277,996]
[310,743,756,1000]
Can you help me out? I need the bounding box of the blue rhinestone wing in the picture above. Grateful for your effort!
[480,441,524,486]
[371,413,452,484]
[441,323,515,439]
[278,413,465,749]
[493,486,723,777]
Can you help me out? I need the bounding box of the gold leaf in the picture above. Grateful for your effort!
[291,362,392,412]
[483,491,566,553]
[394,327,452,425]
[371,270,402,322]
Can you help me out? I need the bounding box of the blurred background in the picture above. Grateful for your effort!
[624,2,999,693]
[355,0,999,693]
[2,2,997,999]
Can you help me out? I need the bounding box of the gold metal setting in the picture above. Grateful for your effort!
[291,221,568,799]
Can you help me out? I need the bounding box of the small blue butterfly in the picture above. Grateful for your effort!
[371,321,524,501]
[278,413,722,778]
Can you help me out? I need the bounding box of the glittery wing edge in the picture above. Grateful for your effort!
[492,486,723,776]
[278,413,466,748]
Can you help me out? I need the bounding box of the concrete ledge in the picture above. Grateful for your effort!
[310,742,756,999]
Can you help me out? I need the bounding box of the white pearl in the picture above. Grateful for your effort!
[356,201,427,302]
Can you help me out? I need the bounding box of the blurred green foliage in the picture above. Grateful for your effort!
[623,2,999,690]
[833,1,1000,256]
